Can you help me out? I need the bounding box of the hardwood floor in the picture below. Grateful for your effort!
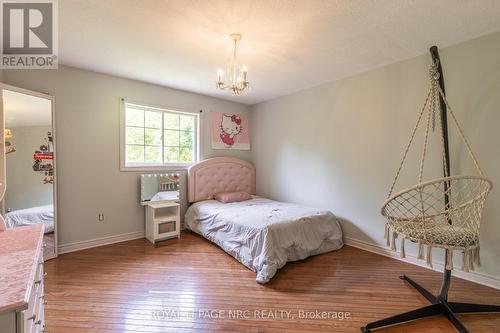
[44,232,500,332]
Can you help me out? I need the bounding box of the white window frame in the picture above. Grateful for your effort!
[120,99,201,171]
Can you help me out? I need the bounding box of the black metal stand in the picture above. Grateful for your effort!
[361,275,500,332]
[361,46,500,332]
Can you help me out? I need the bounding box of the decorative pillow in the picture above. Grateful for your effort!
[214,191,252,203]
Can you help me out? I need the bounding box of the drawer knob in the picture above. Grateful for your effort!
[35,319,42,325]
[34,279,42,285]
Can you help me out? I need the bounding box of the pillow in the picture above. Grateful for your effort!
[214,191,252,203]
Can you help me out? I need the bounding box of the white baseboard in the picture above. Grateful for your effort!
[58,230,145,254]
[344,236,500,290]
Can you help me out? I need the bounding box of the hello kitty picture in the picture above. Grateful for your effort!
[211,112,250,150]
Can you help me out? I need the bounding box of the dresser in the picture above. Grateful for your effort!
[0,225,46,333]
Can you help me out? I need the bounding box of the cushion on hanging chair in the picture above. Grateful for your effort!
[389,221,478,249]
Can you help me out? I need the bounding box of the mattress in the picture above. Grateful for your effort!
[4,205,54,233]
[185,197,343,283]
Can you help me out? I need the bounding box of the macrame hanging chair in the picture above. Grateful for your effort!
[382,60,492,272]
[362,47,500,333]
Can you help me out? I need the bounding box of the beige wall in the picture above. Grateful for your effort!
[1,65,251,246]
[5,126,53,211]
[251,31,500,280]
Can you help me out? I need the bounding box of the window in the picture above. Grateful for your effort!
[120,101,199,170]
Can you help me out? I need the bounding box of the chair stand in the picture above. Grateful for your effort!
[361,273,500,332]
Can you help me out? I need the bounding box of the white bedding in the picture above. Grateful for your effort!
[185,197,343,283]
[4,205,54,233]
[150,191,179,202]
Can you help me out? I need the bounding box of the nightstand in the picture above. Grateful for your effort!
[145,201,180,244]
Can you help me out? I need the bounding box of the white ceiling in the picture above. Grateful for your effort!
[3,90,52,127]
[59,0,500,105]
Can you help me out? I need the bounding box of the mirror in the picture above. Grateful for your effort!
[1,86,57,260]
[140,173,180,205]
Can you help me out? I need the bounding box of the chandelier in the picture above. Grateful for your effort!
[216,33,249,96]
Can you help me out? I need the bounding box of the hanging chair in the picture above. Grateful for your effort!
[382,60,492,272]
[362,47,500,333]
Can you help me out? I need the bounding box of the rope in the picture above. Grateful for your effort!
[438,87,485,177]
[387,87,432,198]
[387,63,486,199]
[418,98,432,183]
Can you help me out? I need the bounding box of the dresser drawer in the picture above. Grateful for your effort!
[20,286,44,333]
[18,252,45,333]
[34,294,45,333]
[31,285,45,333]
[35,264,45,289]
[21,283,39,332]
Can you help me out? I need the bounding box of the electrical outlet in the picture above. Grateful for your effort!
[98,213,105,222]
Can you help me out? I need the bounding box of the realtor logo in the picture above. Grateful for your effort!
[1,0,58,69]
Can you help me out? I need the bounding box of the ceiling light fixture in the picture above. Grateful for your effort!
[216,33,249,96]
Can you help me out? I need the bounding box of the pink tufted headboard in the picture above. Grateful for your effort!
[188,157,256,203]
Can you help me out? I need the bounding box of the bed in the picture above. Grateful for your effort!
[4,205,54,233]
[184,157,343,283]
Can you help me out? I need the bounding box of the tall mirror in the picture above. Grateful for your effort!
[1,86,57,260]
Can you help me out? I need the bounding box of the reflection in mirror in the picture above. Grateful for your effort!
[2,88,57,260]
[141,173,180,204]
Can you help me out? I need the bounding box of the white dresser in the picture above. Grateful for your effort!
[0,224,46,333]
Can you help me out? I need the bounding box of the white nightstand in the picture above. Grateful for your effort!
[145,201,180,244]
